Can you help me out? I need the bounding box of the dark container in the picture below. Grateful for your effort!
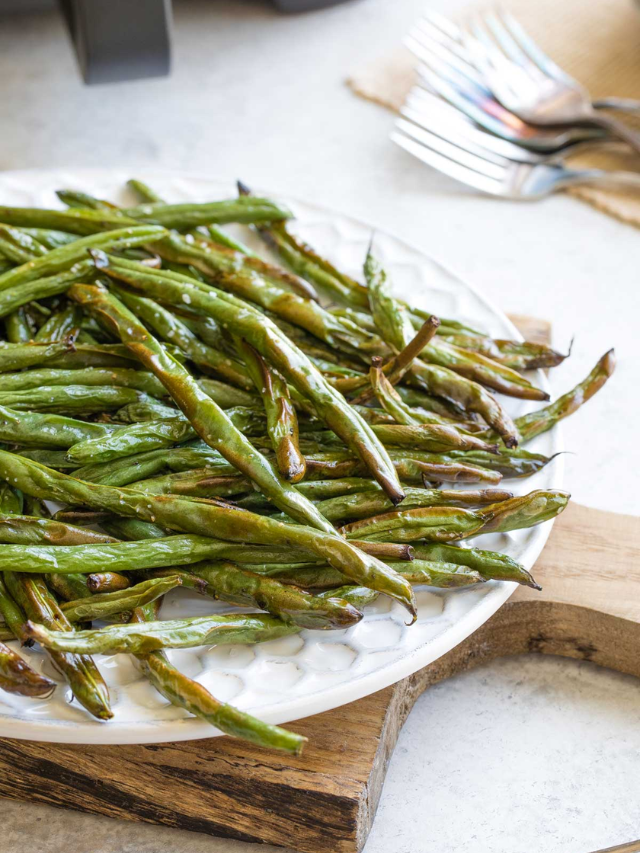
[0,0,355,83]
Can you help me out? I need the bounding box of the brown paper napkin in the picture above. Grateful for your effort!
[348,0,640,226]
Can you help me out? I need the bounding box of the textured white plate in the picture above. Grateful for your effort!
[0,169,563,743]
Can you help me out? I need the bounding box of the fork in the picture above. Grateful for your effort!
[392,115,640,199]
[402,86,625,164]
[413,11,640,116]
[406,24,606,152]
[419,9,640,155]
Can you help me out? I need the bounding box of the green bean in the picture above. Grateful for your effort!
[0,536,244,574]
[100,517,173,541]
[115,400,181,422]
[113,286,252,389]
[339,489,568,543]
[5,308,34,343]
[408,306,484,337]
[56,189,119,211]
[0,340,75,372]
[303,449,502,484]
[177,561,362,629]
[155,233,378,353]
[16,450,79,469]
[197,378,260,408]
[341,506,485,543]
[351,560,486,588]
[69,283,338,533]
[0,574,29,640]
[475,490,570,534]
[72,445,215,486]
[365,249,416,349]
[490,350,615,445]
[13,192,284,238]
[308,487,515,524]
[438,447,559,478]
[235,477,380,511]
[246,191,483,344]
[0,504,113,604]
[0,224,166,291]
[67,418,196,465]
[409,361,520,446]
[0,483,23,515]
[337,317,441,399]
[48,343,141,369]
[127,179,254,256]
[394,385,478,423]
[0,208,132,233]
[11,227,78,250]
[129,599,305,754]
[117,403,264,436]
[0,639,55,698]
[0,406,114,448]
[101,514,412,563]
[441,334,568,370]
[0,513,117,546]
[235,336,305,483]
[0,228,50,263]
[0,263,97,319]
[47,572,93,602]
[412,543,540,589]
[308,423,498,454]
[131,468,250,497]
[0,452,416,615]
[27,610,299,655]
[253,218,369,306]
[61,576,181,622]
[0,533,401,578]
[35,304,82,342]
[422,337,550,401]
[182,558,481,591]
[5,572,112,719]
[199,232,319,300]
[0,385,153,415]
[312,560,488,605]
[121,197,293,229]
[0,367,166,398]
[99,255,405,504]
[86,572,131,593]
[364,252,520,444]
[370,361,431,426]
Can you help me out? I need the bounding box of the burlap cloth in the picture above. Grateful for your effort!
[347,0,640,226]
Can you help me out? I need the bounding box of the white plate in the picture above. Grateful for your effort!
[0,169,563,743]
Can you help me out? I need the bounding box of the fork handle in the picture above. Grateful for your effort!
[553,167,640,193]
[593,97,640,115]
[584,112,640,156]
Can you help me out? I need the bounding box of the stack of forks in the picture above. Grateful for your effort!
[392,10,640,199]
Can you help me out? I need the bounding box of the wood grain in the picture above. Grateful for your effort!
[0,317,632,853]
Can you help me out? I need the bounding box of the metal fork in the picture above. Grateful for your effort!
[414,11,640,116]
[406,23,605,151]
[392,115,640,199]
[402,86,624,164]
[425,9,640,154]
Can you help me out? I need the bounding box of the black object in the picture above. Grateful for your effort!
[0,0,354,84]
[59,0,172,85]
[273,0,352,8]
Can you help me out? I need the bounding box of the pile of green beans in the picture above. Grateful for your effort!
[0,180,615,754]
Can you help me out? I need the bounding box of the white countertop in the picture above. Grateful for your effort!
[1,1,639,851]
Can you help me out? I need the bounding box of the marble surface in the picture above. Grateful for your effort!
[0,0,639,851]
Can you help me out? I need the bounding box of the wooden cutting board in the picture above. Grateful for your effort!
[0,317,633,853]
